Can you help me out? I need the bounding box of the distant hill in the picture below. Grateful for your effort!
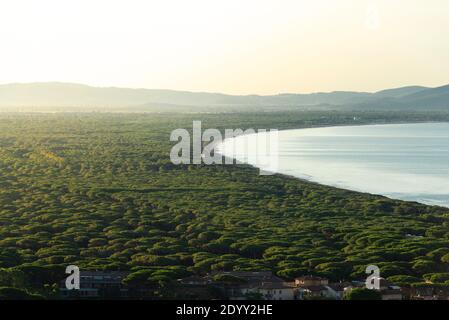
[375,86,428,98]
[0,82,448,112]
[0,82,375,108]
[399,84,449,108]
[355,84,449,110]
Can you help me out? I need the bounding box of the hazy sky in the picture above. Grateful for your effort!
[1,0,449,94]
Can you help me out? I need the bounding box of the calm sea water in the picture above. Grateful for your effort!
[218,123,449,208]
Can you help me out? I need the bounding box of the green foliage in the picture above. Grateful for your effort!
[442,254,449,264]
[0,287,44,300]
[245,292,265,300]
[344,288,382,300]
[277,268,310,280]
[386,275,421,287]
[212,274,247,284]
[423,273,449,284]
[123,270,154,286]
[412,260,439,274]
[0,111,449,297]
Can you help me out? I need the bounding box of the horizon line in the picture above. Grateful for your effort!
[0,81,445,97]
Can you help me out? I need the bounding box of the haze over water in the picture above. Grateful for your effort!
[220,123,449,208]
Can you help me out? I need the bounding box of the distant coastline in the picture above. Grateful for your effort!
[218,121,449,208]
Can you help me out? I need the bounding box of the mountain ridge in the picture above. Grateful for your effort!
[0,82,448,111]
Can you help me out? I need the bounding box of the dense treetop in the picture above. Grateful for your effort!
[0,110,449,298]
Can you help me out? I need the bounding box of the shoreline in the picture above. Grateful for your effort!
[217,121,449,209]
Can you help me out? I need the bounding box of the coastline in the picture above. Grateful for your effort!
[216,121,449,209]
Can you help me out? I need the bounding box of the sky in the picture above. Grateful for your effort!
[1,0,449,95]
